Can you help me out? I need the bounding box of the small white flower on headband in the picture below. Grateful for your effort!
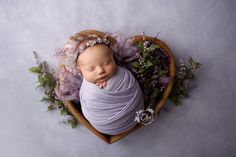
[78,37,110,53]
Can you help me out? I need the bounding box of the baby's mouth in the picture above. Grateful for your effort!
[96,75,108,82]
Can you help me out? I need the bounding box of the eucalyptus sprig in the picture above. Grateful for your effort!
[169,57,202,105]
[29,51,78,128]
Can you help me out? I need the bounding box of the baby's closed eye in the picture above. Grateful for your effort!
[86,66,95,71]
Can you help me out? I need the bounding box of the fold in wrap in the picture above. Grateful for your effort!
[80,66,144,135]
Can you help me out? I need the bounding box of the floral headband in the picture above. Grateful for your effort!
[78,37,110,53]
[55,33,112,75]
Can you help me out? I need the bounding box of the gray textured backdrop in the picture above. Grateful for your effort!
[0,0,236,157]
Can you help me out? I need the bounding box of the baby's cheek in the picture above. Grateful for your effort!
[85,72,97,82]
[111,64,117,73]
[106,66,114,74]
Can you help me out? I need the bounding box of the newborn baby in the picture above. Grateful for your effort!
[55,32,144,135]
[77,41,144,135]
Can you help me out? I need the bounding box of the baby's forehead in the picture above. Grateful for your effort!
[89,44,111,51]
[77,44,113,64]
[81,44,112,56]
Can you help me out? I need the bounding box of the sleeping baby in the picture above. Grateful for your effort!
[56,31,144,135]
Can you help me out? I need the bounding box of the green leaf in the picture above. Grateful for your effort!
[188,57,202,69]
[43,73,56,88]
[186,72,195,80]
[195,62,202,69]
[169,96,182,105]
[131,61,140,68]
[146,61,153,68]
[38,76,45,86]
[60,108,69,116]
[137,42,144,50]
[68,117,78,128]
[39,62,44,71]
[188,57,194,65]
[143,52,149,58]
[182,90,189,97]
[40,97,52,102]
[55,100,64,107]
[47,104,55,111]
[151,88,159,98]
[139,68,145,73]
[29,67,41,73]
[148,44,159,52]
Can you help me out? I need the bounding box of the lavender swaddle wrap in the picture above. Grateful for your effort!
[80,66,144,135]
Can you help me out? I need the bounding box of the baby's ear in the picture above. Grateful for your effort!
[77,64,81,71]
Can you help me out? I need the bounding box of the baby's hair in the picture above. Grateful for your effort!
[74,30,117,45]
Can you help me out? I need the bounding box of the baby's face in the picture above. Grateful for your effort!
[77,44,117,84]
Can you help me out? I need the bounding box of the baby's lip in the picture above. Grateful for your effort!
[96,75,108,82]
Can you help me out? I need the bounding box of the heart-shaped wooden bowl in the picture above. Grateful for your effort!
[64,30,175,144]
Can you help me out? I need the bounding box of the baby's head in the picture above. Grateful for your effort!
[56,31,118,84]
[76,37,117,84]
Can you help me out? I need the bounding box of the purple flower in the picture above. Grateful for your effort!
[158,75,171,85]
[54,66,82,102]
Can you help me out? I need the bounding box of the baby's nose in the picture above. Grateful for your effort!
[97,67,105,75]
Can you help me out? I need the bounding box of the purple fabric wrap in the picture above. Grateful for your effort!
[79,66,144,135]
